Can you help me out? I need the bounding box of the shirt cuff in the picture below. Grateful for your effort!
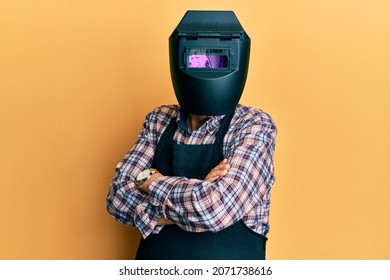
[133,201,163,239]
[148,176,177,215]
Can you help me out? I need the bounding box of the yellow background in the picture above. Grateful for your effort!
[1,0,389,259]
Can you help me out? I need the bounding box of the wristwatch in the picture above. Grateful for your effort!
[135,168,157,186]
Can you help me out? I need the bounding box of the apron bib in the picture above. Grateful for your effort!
[136,111,266,259]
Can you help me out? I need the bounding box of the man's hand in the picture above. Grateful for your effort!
[157,217,175,225]
[204,159,231,182]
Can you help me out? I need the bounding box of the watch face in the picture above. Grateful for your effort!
[137,169,150,181]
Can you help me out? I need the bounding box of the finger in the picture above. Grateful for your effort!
[204,161,231,181]
[205,176,219,183]
[205,166,230,181]
[206,168,228,180]
[210,163,230,173]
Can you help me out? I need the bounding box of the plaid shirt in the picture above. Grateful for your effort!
[106,104,277,239]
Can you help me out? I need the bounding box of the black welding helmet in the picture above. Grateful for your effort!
[169,11,251,115]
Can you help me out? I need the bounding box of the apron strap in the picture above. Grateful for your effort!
[152,119,177,175]
[214,110,235,143]
[214,109,236,155]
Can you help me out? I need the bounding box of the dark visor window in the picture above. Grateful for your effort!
[187,49,228,69]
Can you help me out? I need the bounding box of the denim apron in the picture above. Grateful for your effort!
[136,111,266,259]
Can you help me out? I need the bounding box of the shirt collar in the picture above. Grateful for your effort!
[177,108,225,134]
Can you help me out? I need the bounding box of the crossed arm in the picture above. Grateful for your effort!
[137,159,231,225]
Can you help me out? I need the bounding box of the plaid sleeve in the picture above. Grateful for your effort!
[106,106,177,238]
[148,112,277,233]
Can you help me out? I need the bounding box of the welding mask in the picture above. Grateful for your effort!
[169,10,251,116]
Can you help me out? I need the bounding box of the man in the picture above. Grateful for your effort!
[106,11,277,260]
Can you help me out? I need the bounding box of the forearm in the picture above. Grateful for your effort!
[148,174,268,232]
[106,179,164,238]
[106,124,161,237]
